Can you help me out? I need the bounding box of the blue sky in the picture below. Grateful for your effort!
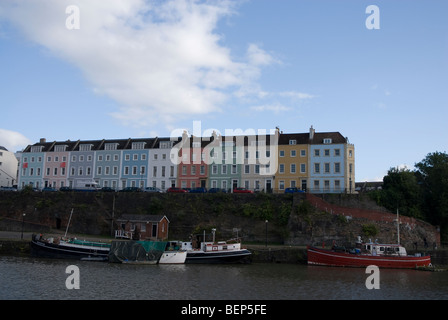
[0,0,447,181]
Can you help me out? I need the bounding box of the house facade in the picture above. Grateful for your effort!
[0,146,19,187]
[17,126,355,194]
[116,214,170,240]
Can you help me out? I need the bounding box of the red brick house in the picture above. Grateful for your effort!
[115,214,170,240]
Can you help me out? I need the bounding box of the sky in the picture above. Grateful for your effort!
[0,0,447,182]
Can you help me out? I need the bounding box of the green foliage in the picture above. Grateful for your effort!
[362,223,378,237]
[368,151,448,241]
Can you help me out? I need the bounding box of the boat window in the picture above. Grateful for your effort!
[380,247,384,252]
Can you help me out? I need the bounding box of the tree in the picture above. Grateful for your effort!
[415,152,448,238]
[381,166,423,219]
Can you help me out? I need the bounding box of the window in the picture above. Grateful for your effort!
[289,139,297,145]
[132,142,145,150]
[105,143,118,151]
[54,145,67,152]
[314,149,320,157]
[324,149,330,156]
[324,163,330,173]
[324,180,330,190]
[334,149,340,156]
[79,144,92,151]
[314,163,320,173]
[335,163,341,173]
[300,149,306,157]
[335,180,341,190]
[290,150,296,157]
[212,165,218,175]
[279,180,285,190]
[300,163,306,173]
[244,165,250,174]
[231,165,237,174]
[279,150,285,157]
[279,164,285,173]
[323,138,332,144]
[290,164,296,174]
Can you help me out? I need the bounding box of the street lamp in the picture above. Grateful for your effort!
[21,213,26,239]
[265,220,268,247]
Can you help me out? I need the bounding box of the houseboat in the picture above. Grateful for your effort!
[307,237,432,269]
[181,229,251,264]
[30,234,110,261]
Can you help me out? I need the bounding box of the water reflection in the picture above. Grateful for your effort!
[1,256,447,300]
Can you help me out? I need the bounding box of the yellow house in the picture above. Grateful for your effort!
[275,132,310,193]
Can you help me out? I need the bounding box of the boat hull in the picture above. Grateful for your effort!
[30,238,109,261]
[159,251,187,264]
[307,246,431,269]
[185,249,251,264]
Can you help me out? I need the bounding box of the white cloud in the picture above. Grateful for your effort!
[250,104,292,114]
[0,129,32,152]
[279,91,315,100]
[0,0,277,128]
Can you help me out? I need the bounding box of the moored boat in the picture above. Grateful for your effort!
[159,241,187,264]
[30,234,110,261]
[307,237,431,269]
[181,229,251,264]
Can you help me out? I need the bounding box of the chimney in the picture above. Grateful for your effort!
[309,126,315,140]
[39,138,46,144]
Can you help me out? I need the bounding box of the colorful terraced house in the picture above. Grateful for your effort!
[17,126,355,194]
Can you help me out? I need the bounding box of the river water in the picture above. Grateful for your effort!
[1,255,447,301]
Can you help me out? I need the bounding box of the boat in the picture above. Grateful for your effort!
[307,236,432,269]
[30,234,110,261]
[181,229,251,264]
[159,241,187,264]
[108,240,166,264]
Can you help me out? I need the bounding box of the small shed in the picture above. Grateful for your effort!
[115,214,170,241]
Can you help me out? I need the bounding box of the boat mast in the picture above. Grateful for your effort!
[65,208,74,238]
[396,208,400,245]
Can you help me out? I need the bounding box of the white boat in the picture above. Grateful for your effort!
[181,229,251,264]
[159,241,187,264]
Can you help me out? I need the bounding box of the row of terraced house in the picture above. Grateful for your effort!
[17,126,355,193]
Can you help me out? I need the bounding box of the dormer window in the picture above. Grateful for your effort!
[323,138,332,144]
[132,142,146,150]
[289,139,297,145]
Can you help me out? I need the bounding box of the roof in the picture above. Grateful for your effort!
[21,128,351,152]
[310,132,348,145]
[116,214,170,223]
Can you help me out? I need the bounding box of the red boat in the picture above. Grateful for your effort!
[307,238,431,269]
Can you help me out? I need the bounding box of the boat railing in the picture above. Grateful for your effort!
[115,230,131,239]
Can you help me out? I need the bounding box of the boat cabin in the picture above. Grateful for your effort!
[363,242,407,256]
